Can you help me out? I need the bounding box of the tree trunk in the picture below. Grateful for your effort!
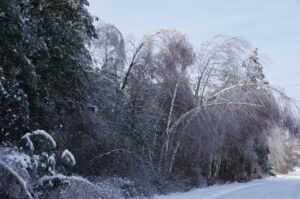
[159,75,181,178]
[121,62,134,90]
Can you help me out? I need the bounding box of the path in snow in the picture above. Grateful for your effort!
[152,169,300,199]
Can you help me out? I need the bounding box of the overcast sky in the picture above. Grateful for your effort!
[88,0,300,102]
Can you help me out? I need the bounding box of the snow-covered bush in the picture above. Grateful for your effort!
[92,177,148,199]
[5,150,32,170]
[22,130,57,154]
[21,130,75,174]
[62,149,76,167]
[21,130,57,173]
[0,147,35,198]
[34,174,102,199]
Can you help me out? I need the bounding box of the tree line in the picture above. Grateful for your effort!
[1,0,299,194]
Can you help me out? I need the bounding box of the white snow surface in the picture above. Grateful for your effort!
[152,168,300,199]
[5,151,31,169]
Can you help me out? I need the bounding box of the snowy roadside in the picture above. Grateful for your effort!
[151,169,300,199]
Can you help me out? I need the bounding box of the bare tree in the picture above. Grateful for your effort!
[121,32,159,90]
[89,22,126,75]
[148,30,195,178]
[193,35,249,105]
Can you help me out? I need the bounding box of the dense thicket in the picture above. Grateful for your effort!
[1,0,300,195]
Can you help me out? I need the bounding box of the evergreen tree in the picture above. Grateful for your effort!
[244,48,268,84]
[26,0,96,130]
[0,0,96,147]
[0,0,37,142]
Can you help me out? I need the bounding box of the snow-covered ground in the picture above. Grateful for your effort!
[152,169,300,199]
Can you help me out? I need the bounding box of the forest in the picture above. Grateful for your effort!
[1,0,300,198]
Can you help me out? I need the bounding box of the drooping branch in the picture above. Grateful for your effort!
[121,32,159,90]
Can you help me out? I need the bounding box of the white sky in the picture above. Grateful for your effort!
[88,0,300,102]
